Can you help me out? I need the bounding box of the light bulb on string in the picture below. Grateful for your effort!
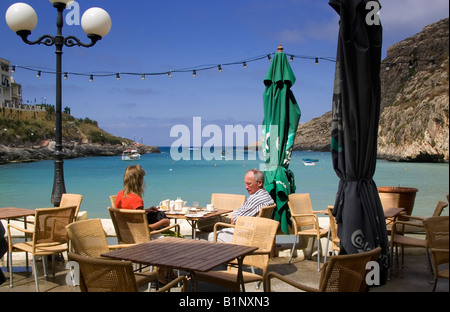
[89,75,93,82]
[315,58,319,65]
[218,65,222,72]
[64,72,68,80]
[37,71,41,78]
[116,73,120,81]
[141,74,146,81]
[193,70,197,77]
[243,62,247,69]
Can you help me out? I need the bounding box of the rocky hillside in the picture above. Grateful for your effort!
[293,18,449,162]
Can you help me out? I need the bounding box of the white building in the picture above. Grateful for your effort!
[1,57,14,108]
[1,57,45,112]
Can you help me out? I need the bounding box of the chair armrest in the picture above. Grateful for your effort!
[430,248,449,254]
[391,220,425,237]
[7,224,34,246]
[213,222,235,242]
[401,215,425,221]
[265,271,319,292]
[251,250,271,256]
[108,244,135,250]
[150,224,181,237]
[157,275,188,292]
[7,223,33,235]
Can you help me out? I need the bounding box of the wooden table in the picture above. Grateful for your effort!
[0,207,36,273]
[383,207,406,224]
[0,207,35,221]
[102,236,257,291]
[165,208,232,239]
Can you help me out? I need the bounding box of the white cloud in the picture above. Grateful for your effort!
[381,0,449,40]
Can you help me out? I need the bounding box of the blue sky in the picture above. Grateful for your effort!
[1,0,448,146]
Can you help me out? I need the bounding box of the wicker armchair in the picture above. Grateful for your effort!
[258,203,276,219]
[68,252,187,292]
[6,206,77,292]
[211,193,246,211]
[197,193,246,232]
[423,216,449,292]
[109,195,117,208]
[59,193,83,219]
[195,216,279,292]
[108,207,180,244]
[324,206,340,262]
[287,193,329,270]
[66,219,157,289]
[266,247,382,292]
[389,216,430,272]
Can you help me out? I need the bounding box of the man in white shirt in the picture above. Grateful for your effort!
[208,169,274,243]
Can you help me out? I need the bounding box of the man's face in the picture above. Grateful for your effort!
[244,172,262,195]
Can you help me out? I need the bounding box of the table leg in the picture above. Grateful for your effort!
[190,271,198,292]
[237,256,246,292]
[192,221,197,239]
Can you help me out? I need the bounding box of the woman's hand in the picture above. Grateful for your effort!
[144,206,159,213]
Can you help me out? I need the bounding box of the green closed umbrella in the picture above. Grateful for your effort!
[262,45,301,234]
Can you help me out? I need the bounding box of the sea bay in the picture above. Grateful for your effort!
[0,147,448,219]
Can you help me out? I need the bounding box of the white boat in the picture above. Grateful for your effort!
[121,149,140,161]
[303,160,316,166]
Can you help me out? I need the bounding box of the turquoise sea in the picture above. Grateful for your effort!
[0,147,448,219]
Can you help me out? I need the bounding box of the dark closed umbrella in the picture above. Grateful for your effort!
[262,45,301,234]
[329,0,389,285]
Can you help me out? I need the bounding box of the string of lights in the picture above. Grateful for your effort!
[9,52,437,82]
[10,52,337,82]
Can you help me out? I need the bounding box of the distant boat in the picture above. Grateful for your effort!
[122,149,140,161]
[303,160,316,166]
[302,158,319,163]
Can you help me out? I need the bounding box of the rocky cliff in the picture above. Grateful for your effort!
[293,18,449,162]
[0,141,159,164]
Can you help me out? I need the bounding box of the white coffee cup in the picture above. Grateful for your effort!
[206,204,215,212]
[159,199,170,210]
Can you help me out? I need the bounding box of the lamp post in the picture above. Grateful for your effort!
[6,1,111,206]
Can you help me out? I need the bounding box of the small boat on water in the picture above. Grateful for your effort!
[303,160,316,166]
[122,149,140,161]
[302,158,319,163]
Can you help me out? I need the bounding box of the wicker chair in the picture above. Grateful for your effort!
[258,203,276,219]
[59,193,83,219]
[266,247,382,292]
[66,219,157,289]
[423,216,449,292]
[389,215,430,272]
[195,216,279,292]
[211,193,246,211]
[108,207,180,244]
[6,206,77,292]
[109,195,117,208]
[287,193,329,270]
[324,206,340,262]
[197,193,246,232]
[68,252,187,292]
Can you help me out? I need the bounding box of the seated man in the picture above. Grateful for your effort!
[208,169,274,243]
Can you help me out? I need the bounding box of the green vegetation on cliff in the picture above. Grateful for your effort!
[0,106,133,147]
